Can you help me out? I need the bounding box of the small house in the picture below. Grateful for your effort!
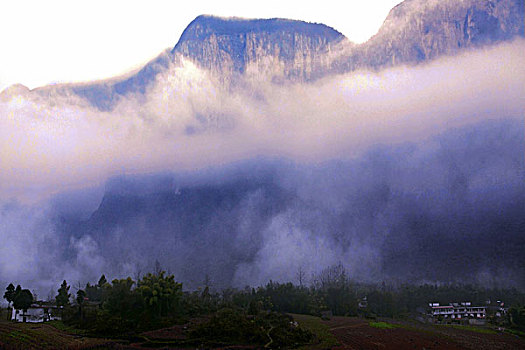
[11,303,61,323]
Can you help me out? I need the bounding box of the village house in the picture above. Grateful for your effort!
[11,303,61,323]
[429,302,486,324]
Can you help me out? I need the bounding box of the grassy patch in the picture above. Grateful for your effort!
[439,324,497,335]
[0,320,117,349]
[369,321,400,329]
[46,320,89,335]
[504,328,525,338]
[291,314,339,349]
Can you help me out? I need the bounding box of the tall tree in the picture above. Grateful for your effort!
[76,289,86,322]
[3,283,15,307]
[56,280,71,307]
[3,283,15,320]
[13,289,34,319]
[14,285,21,297]
[296,266,307,287]
[138,271,182,318]
[85,275,109,302]
[76,289,86,305]
[98,275,107,288]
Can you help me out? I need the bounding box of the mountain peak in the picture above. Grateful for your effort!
[172,15,346,80]
[0,83,30,101]
[340,0,525,70]
[19,0,523,110]
[174,15,345,46]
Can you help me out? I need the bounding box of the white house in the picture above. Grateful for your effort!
[11,304,61,323]
[429,301,486,321]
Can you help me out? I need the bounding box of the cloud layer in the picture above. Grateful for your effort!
[1,39,523,201]
[0,39,523,294]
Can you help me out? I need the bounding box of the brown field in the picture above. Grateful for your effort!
[0,319,118,350]
[1,313,524,349]
[320,316,525,350]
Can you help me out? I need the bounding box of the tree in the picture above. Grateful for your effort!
[76,289,86,305]
[296,266,307,287]
[76,289,86,322]
[3,283,15,306]
[13,285,21,305]
[98,275,107,288]
[3,283,16,320]
[102,277,142,325]
[15,285,21,297]
[56,280,71,307]
[508,305,525,330]
[137,271,183,318]
[85,275,109,302]
[13,289,33,318]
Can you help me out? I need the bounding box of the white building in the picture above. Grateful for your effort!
[429,302,486,320]
[11,304,61,323]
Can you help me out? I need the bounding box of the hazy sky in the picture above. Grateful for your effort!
[0,0,401,91]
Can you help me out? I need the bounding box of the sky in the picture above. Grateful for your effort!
[0,0,401,91]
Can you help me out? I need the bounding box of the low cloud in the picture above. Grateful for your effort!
[0,39,523,293]
[1,39,523,202]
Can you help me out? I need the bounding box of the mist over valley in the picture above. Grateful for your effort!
[1,0,524,298]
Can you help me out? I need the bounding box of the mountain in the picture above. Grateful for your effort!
[340,0,525,70]
[4,0,522,110]
[173,15,346,81]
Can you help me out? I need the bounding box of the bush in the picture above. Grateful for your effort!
[189,308,312,347]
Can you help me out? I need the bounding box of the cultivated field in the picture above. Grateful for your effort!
[0,318,118,350]
[311,316,525,350]
[0,313,523,349]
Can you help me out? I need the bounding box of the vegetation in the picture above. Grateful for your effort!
[291,314,339,349]
[440,324,497,335]
[189,308,312,348]
[369,321,399,329]
[3,284,34,318]
[0,321,116,349]
[55,280,71,307]
[508,305,525,332]
[3,263,525,348]
[3,283,15,308]
[12,289,33,313]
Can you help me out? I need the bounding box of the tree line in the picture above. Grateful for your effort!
[3,263,525,336]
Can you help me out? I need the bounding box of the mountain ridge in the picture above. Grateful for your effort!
[172,14,346,81]
[2,0,523,109]
[342,0,525,69]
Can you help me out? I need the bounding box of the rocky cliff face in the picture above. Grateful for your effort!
[5,0,523,109]
[172,0,524,79]
[342,0,524,70]
[172,15,347,82]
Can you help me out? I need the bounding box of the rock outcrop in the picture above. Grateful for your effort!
[172,15,347,82]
